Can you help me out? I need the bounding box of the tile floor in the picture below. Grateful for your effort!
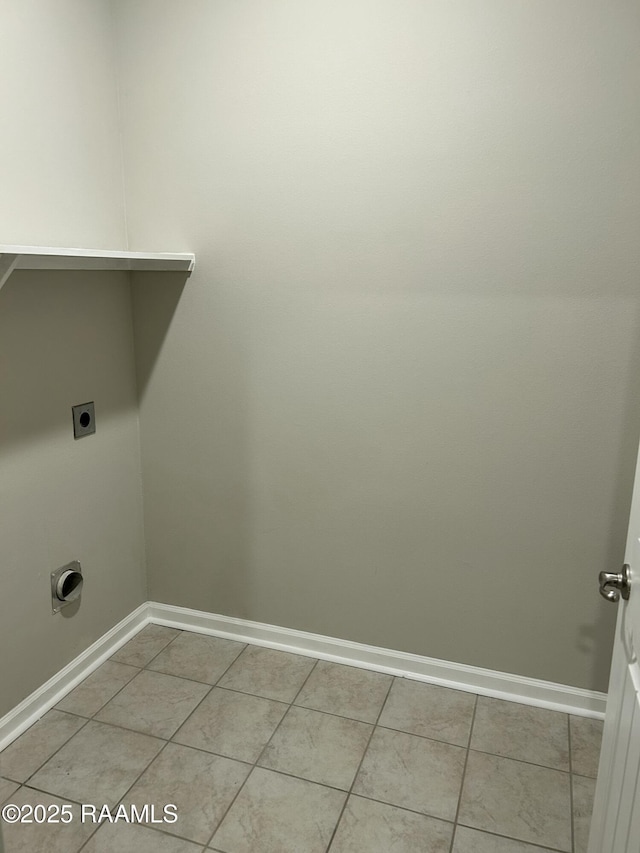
[0,625,603,853]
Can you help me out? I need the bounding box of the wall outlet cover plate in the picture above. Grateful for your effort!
[72,402,96,438]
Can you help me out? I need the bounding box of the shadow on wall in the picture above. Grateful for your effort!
[578,609,616,694]
[581,292,640,692]
[130,271,187,399]
[0,269,145,454]
[0,268,163,715]
[124,256,640,696]
[130,263,252,610]
[0,267,191,454]
[131,269,253,615]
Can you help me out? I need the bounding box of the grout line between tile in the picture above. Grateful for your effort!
[197,759,261,847]
[145,640,248,687]
[124,821,207,849]
[8,627,583,853]
[70,735,246,852]
[113,667,221,693]
[16,782,108,853]
[572,770,598,780]
[19,780,145,851]
[252,658,321,770]
[179,682,290,708]
[166,647,252,750]
[168,743,256,771]
[14,712,92,788]
[69,812,103,852]
[73,800,206,853]
[172,676,572,763]
[21,781,94,808]
[202,656,322,849]
[74,716,171,744]
[464,745,573,775]
[449,692,477,853]
[78,807,215,851]
[350,789,456,823]
[95,762,559,853]
[99,739,173,831]
[111,625,183,669]
[568,714,575,853]
[89,645,235,746]
[78,667,143,721]
[17,720,569,853]
[17,714,180,852]
[218,763,355,796]
[453,823,569,853]
[323,673,396,853]
[106,657,275,816]
[155,659,574,771]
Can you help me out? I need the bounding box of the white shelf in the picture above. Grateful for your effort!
[0,245,195,290]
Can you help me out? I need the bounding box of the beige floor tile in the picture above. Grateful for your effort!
[295,661,392,723]
[379,679,476,747]
[259,706,372,790]
[471,697,569,770]
[458,751,571,851]
[0,786,95,853]
[3,637,592,853]
[111,625,180,668]
[570,716,603,778]
[173,687,287,763]
[211,767,345,853]
[82,822,203,852]
[56,661,140,718]
[122,742,249,844]
[148,632,245,684]
[95,670,210,739]
[353,727,466,820]
[0,776,19,803]
[453,826,556,851]
[28,720,163,808]
[0,711,86,783]
[217,646,315,703]
[329,795,453,853]
[572,774,596,853]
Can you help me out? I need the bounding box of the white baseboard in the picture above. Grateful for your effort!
[0,600,606,752]
[0,603,149,752]
[148,602,607,719]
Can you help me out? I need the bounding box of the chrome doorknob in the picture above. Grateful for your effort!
[599,564,631,603]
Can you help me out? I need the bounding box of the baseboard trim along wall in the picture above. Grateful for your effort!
[0,600,607,752]
[0,603,150,752]
[148,602,607,719]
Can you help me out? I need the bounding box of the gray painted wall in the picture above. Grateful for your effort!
[0,273,146,716]
[118,0,640,692]
[0,1,145,716]
[1,1,638,717]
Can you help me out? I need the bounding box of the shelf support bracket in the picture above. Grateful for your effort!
[0,253,19,292]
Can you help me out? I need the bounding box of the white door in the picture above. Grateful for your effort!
[588,448,640,851]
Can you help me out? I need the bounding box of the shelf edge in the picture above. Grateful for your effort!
[0,246,195,291]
